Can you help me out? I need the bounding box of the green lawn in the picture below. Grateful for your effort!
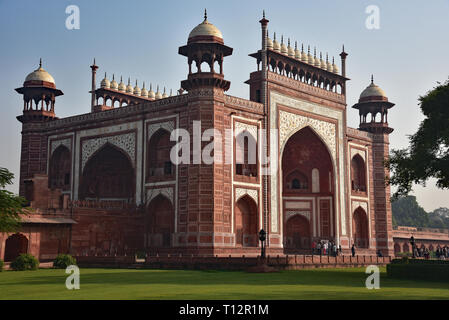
[0,267,448,299]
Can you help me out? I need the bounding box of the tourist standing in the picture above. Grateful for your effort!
[351,244,356,257]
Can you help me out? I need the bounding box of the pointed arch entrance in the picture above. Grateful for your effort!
[49,145,71,190]
[353,207,369,248]
[281,126,335,252]
[234,195,258,247]
[4,233,28,262]
[146,194,175,248]
[285,215,311,250]
[79,144,135,201]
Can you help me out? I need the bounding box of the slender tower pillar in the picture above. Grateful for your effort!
[259,11,269,240]
[90,58,98,111]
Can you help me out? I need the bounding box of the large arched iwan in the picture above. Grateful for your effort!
[79,144,135,201]
[281,126,335,250]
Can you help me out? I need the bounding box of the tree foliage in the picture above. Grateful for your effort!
[386,79,449,199]
[0,167,26,232]
[392,195,449,229]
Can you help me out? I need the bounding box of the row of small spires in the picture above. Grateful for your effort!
[100,73,172,99]
[267,32,340,74]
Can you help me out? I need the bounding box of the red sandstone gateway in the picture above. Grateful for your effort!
[2,11,447,263]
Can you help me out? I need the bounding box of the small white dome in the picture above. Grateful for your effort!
[332,60,339,74]
[272,33,280,52]
[320,53,326,69]
[141,83,148,97]
[110,75,118,90]
[280,36,287,54]
[100,73,110,88]
[118,77,126,91]
[133,80,141,96]
[301,45,307,62]
[24,60,55,85]
[162,87,168,98]
[188,11,223,42]
[148,84,155,99]
[155,85,162,99]
[360,77,387,99]
[267,33,273,49]
[287,39,294,57]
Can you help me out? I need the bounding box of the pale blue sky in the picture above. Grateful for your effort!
[0,0,448,211]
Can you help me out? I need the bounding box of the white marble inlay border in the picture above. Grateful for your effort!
[235,187,258,204]
[146,187,174,206]
[81,132,135,171]
[51,138,71,156]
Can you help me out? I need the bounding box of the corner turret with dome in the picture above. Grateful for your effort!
[179,9,233,92]
[352,75,395,134]
[15,59,63,122]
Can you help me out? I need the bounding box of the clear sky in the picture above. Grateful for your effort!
[0,0,448,211]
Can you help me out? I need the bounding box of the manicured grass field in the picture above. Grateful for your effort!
[0,267,448,299]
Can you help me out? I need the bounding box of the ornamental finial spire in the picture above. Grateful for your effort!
[263,10,265,19]
[371,74,374,84]
[39,58,42,68]
[204,8,207,21]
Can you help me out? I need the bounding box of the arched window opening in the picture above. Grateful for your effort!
[147,130,174,181]
[351,154,366,192]
[286,170,308,191]
[235,132,257,177]
[49,145,71,191]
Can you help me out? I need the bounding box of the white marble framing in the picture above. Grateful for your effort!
[347,143,371,242]
[146,187,174,206]
[144,115,179,232]
[235,187,259,204]
[81,132,136,171]
[230,115,262,237]
[73,121,143,204]
[282,196,317,237]
[270,91,346,242]
[47,133,75,199]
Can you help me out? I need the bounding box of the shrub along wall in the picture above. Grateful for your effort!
[387,258,449,282]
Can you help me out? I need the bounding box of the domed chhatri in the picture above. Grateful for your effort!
[24,59,56,87]
[188,9,223,44]
[100,73,110,89]
[359,75,387,101]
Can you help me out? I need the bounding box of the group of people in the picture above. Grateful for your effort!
[413,246,449,260]
[311,240,342,257]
